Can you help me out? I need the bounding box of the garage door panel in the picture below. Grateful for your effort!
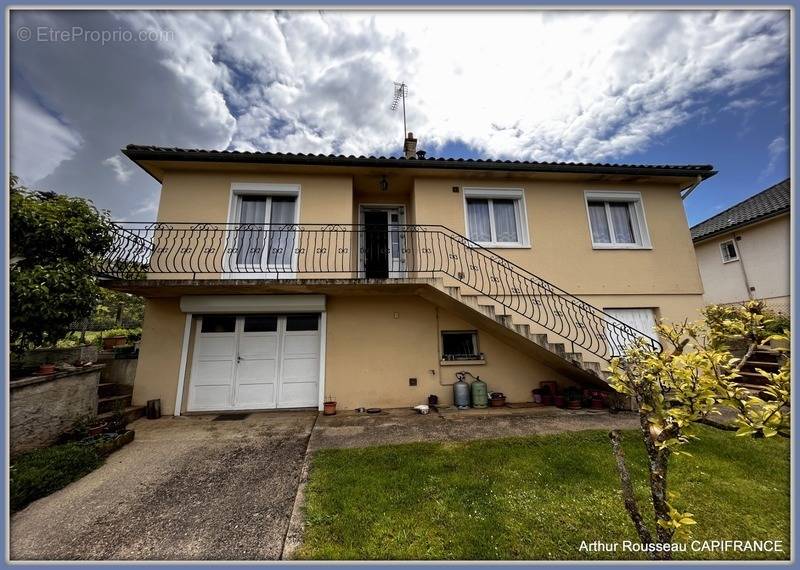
[238,334,278,357]
[197,335,236,357]
[190,385,231,409]
[280,382,318,407]
[281,356,319,381]
[236,359,277,382]
[283,333,319,356]
[193,360,235,386]
[236,383,276,407]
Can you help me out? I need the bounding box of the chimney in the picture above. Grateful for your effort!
[403,132,417,159]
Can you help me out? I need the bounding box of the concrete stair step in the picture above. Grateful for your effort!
[547,342,566,357]
[98,405,145,426]
[565,352,584,363]
[98,394,133,415]
[98,382,133,398]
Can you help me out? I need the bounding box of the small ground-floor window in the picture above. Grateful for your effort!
[441,330,481,361]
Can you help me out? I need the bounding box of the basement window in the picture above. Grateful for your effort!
[720,239,739,263]
[441,331,482,361]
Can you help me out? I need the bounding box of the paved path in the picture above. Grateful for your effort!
[10,411,316,561]
[310,406,641,451]
[11,406,638,561]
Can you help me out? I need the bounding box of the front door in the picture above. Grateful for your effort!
[364,210,389,278]
[188,314,320,411]
[361,207,405,278]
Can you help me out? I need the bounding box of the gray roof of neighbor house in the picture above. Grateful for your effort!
[690,178,791,243]
[122,144,717,180]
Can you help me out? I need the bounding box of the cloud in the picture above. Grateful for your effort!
[10,95,82,184]
[9,9,790,219]
[760,135,787,179]
[103,155,134,183]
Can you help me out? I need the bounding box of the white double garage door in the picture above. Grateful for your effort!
[188,313,321,412]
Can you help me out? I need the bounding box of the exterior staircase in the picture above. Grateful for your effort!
[735,345,787,389]
[414,277,610,386]
[97,382,144,425]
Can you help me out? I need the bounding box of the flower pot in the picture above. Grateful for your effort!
[554,395,566,408]
[36,363,56,375]
[591,398,605,410]
[102,335,127,350]
[541,394,553,406]
[567,400,582,410]
[323,401,337,416]
[489,397,506,407]
[88,423,108,436]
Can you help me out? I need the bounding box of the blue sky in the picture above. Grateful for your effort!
[9,10,790,225]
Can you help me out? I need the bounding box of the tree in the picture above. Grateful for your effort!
[606,301,790,559]
[10,174,115,351]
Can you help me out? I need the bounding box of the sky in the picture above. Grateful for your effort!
[9,9,790,226]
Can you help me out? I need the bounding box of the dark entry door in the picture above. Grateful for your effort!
[364,210,389,279]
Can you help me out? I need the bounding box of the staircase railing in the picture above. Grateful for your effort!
[97,222,662,361]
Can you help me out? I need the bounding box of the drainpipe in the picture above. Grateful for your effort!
[732,232,756,300]
[680,175,703,201]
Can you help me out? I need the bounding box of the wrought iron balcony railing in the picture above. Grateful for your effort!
[97,222,662,362]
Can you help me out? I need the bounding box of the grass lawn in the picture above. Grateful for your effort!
[298,426,789,561]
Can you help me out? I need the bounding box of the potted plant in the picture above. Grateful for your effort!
[489,392,506,407]
[102,334,127,350]
[36,363,56,375]
[323,396,337,416]
[564,386,582,410]
[531,388,542,404]
[554,393,566,408]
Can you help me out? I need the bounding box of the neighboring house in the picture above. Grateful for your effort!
[99,136,715,415]
[691,178,790,314]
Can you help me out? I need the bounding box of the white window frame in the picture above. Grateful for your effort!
[462,187,530,248]
[584,190,652,250]
[719,239,739,263]
[440,330,482,361]
[224,183,301,279]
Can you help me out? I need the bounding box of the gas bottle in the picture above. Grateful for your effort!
[453,373,471,409]
[471,376,488,408]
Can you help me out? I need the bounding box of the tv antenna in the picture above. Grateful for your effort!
[391,82,408,137]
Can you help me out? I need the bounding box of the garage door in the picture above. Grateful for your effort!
[604,308,658,357]
[188,314,320,411]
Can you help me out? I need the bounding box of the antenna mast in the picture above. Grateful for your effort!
[391,81,408,137]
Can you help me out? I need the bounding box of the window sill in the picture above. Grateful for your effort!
[440,359,486,366]
[722,258,740,264]
[591,244,652,250]
[470,243,531,249]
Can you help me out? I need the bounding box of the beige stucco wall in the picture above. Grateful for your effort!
[132,298,186,414]
[411,177,703,296]
[324,295,575,410]
[133,293,584,414]
[694,215,790,311]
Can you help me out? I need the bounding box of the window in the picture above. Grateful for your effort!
[585,191,651,249]
[286,314,319,331]
[243,315,278,332]
[441,331,481,361]
[720,239,739,263]
[464,188,529,246]
[235,195,297,267]
[200,315,236,333]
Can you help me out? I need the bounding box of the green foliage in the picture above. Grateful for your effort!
[10,443,104,512]
[88,288,145,329]
[10,174,114,351]
[298,428,789,560]
[606,300,791,549]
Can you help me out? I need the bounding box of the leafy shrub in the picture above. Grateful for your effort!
[10,443,104,512]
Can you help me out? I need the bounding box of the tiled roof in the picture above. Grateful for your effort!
[123,144,716,179]
[691,178,791,242]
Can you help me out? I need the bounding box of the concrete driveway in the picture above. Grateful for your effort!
[10,411,316,561]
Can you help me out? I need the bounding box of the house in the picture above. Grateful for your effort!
[99,135,715,415]
[691,178,790,314]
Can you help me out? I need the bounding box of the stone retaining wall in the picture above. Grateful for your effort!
[10,365,103,456]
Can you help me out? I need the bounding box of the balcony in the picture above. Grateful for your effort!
[98,222,661,362]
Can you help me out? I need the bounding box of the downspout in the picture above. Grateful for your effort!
[732,232,756,300]
[680,175,703,201]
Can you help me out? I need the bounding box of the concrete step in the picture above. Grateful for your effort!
[98,405,145,426]
[565,352,584,363]
[582,361,602,374]
[547,342,566,357]
[98,394,133,415]
[98,382,133,398]
[531,333,549,346]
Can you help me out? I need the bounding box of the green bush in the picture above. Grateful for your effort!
[10,443,104,512]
